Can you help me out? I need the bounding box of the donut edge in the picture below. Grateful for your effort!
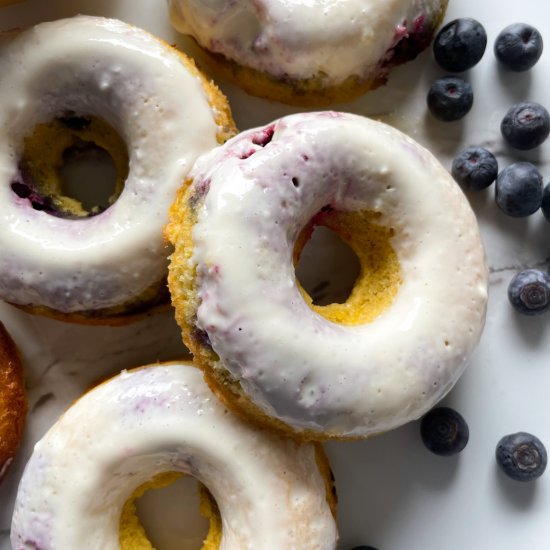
[0,321,27,482]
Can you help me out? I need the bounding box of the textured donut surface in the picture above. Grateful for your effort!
[0,322,26,482]
[11,363,337,549]
[0,16,234,322]
[168,0,448,104]
[167,111,488,439]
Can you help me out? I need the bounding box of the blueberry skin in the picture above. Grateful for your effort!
[451,147,498,190]
[496,432,547,481]
[420,407,469,456]
[508,269,550,315]
[433,18,487,72]
[495,23,544,71]
[427,77,474,121]
[501,101,550,150]
[542,183,550,222]
[495,162,543,217]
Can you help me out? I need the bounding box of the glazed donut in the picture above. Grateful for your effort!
[168,0,448,105]
[11,363,338,549]
[0,16,235,324]
[0,322,26,482]
[166,112,488,440]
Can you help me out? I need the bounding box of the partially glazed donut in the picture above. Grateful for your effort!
[0,322,26,482]
[166,112,488,440]
[11,363,337,549]
[0,16,235,324]
[168,0,448,105]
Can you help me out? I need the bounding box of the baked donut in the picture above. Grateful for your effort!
[0,16,235,325]
[11,363,338,549]
[0,322,26,482]
[166,112,488,440]
[168,0,448,105]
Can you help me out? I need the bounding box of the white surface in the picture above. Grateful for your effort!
[1,1,550,549]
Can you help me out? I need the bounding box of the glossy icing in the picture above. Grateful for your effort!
[0,16,219,313]
[168,0,447,84]
[188,112,488,438]
[11,364,337,549]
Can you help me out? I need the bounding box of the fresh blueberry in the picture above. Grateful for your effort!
[495,23,544,71]
[350,547,378,550]
[496,432,547,481]
[427,77,473,121]
[420,407,469,456]
[501,101,550,150]
[451,147,498,190]
[433,18,487,72]
[541,183,550,222]
[495,162,543,217]
[508,269,550,315]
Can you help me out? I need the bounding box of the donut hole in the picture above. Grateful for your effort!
[295,209,402,325]
[58,142,118,213]
[16,114,129,218]
[295,226,360,306]
[120,472,219,550]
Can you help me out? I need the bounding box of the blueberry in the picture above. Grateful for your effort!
[350,547,378,550]
[433,18,487,72]
[541,183,550,222]
[451,147,498,190]
[427,77,473,121]
[508,269,550,315]
[495,23,544,71]
[496,432,547,481]
[501,101,550,150]
[420,407,469,456]
[495,162,543,217]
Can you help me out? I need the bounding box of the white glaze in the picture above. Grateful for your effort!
[0,16,220,314]
[168,0,446,84]
[188,112,488,438]
[11,363,337,549]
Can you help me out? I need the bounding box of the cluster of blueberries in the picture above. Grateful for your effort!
[350,406,547,550]
[428,18,550,317]
[427,18,548,483]
[428,18,544,120]
[420,407,547,482]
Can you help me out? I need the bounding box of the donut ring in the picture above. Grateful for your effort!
[0,322,26,482]
[166,112,488,440]
[0,16,235,324]
[168,0,448,105]
[11,363,338,549]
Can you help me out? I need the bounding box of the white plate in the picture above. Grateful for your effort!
[1,1,550,549]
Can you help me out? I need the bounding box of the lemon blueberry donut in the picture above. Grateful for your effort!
[0,16,235,324]
[0,322,26,482]
[168,0,448,105]
[11,363,338,549]
[166,111,488,440]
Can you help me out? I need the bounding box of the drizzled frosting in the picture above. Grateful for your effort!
[0,16,220,313]
[11,364,337,549]
[168,0,447,84]
[186,112,488,438]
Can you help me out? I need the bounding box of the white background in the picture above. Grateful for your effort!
[1,1,550,549]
